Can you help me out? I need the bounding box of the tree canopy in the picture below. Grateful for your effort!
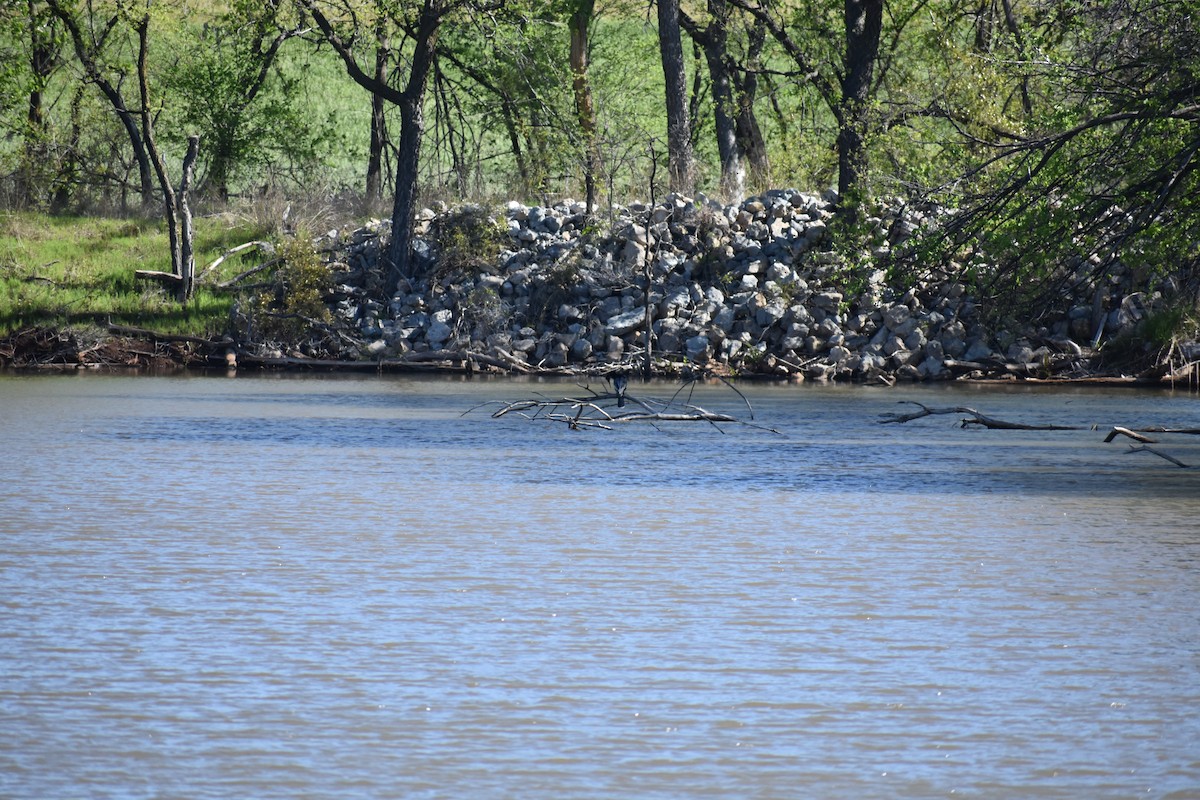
[0,0,1195,311]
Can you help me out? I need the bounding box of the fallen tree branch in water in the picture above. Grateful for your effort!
[1124,445,1190,468]
[1104,426,1156,444]
[879,402,1197,468]
[472,378,781,433]
[877,401,1081,430]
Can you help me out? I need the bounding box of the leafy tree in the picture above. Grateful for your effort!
[4,1,64,208]
[932,0,1200,316]
[44,0,159,208]
[164,3,313,200]
[45,0,201,297]
[727,0,886,214]
[302,0,485,288]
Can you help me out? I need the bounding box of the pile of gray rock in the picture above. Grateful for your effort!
[312,189,1173,381]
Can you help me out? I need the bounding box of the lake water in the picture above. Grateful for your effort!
[1,373,1198,799]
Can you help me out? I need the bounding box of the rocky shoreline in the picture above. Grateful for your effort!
[305,189,1196,385]
[3,189,1197,385]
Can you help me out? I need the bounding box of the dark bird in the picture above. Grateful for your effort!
[613,373,628,408]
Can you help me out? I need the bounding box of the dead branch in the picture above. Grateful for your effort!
[134,269,181,285]
[878,401,1081,430]
[476,381,781,433]
[197,240,274,283]
[490,398,745,426]
[1125,445,1190,468]
[106,322,225,347]
[1104,426,1156,443]
[217,258,283,289]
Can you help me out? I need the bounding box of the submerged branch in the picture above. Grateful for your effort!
[1125,445,1190,469]
[877,401,1081,430]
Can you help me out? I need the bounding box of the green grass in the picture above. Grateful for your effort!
[0,212,273,336]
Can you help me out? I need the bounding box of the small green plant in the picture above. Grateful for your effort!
[429,205,507,277]
[252,234,332,340]
[1140,307,1189,348]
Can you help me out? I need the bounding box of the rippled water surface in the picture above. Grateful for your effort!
[1,373,1198,799]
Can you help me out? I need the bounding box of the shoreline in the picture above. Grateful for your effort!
[4,191,1197,390]
[2,322,1195,392]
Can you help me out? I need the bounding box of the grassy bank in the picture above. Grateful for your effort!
[0,212,273,337]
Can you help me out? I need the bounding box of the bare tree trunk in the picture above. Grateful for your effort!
[1000,0,1033,115]
[50,85,84,213]
[657,0,695,195]
[384,1,440,285]
[685,0,743,200]
[307,0,443,290]
[20,0,57,208]
[734,18,770,186]
[178,135,200,302]
[501,100,530,194]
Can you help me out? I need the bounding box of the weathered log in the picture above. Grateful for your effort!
[106,322,224,347]
[1136,426,1200,435]
[217,258,282,289]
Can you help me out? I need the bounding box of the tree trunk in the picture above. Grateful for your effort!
[700,0,743,200]
[569,0,599,214]
[366,22,389,207]
[385,97,424,286]
[500,99,529,194]
[206,129,233,202]
[657,0,695,195]
[999,0,1033,115]
[838,0,883,213]
[734,18,770,186]
[50,85,85,213]
[305,0,444,290]
[20,0,57,208]
[178,135,200,302]
[137,15,180,273]
[383,1,440,286]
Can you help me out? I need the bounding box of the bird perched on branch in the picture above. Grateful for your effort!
[612,373,628,408]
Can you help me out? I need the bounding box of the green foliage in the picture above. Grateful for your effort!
[427,205,507,276]
[915,0,1200,319]
[251,233,332,340]
[164,22,334,198]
